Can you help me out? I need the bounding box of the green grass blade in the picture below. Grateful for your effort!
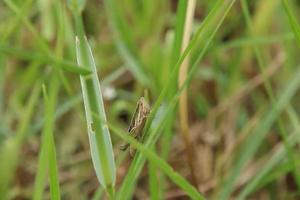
[218,33,294,50]
[45,80,61,200]
[76,37,116,198]
[149,154,161,200]
[0,54,5,120]
[33,82,61,200]
[71,3,116,196]
[170,0,187,69]
[160,0,188,195]
[33,116,49,200]
[282,0,300,48]
[0,45,91,75]
[76,37,116,197]
[91,187,104,200]
[161,0,188,158]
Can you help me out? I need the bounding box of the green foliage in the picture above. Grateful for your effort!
[1,0,300,199]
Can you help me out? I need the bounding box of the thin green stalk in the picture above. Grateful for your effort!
[46,80,61,200]
[161,0,188,195]
[218,33,294,50]
[33,81,61,200]
[149,151,161,200]
[282,0,300,48]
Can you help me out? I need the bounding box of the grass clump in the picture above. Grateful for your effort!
[1,0,300,199]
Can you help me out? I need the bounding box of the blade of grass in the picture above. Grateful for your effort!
[149,153,161,200]
[282,0,300,48]
[0,44,91,75]
[38,0,55,40]
[33,82,61,200]
[170,0,188,69]
[44,80,61,200]
[91,188,104,200]
[76,35,116,199]
[53,0,74,95]
[218,33,294,50]
[255,160,300,193]
[69,1,116,197]
[0,54,4,123]
[33,125,49,200]
[161,0,188,193]
[91,144,128,200]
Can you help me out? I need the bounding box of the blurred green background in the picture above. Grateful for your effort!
[1,0,300,199]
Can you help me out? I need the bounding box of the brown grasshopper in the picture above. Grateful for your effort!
[120,97,150,156]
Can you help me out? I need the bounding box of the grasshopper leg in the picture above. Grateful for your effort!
[129,146,136,157]
[129,135,140,157]
[120,143,130,151]
[120,127,137,151]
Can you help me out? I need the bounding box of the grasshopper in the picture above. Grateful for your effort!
[120,97,150,156]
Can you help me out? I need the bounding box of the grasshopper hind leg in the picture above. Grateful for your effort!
[120,143,130,151]
[120,127,136,151]
[129,135,140,157]
[120,142,136,157]
[129,146,136,157]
